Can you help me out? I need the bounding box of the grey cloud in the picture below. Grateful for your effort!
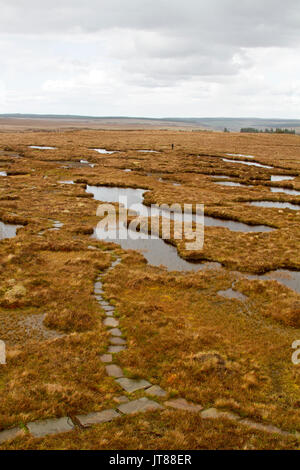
[0,0,299,116]
[1,0,300,48]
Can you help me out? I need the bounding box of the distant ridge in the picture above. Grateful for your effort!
[0,114,300,132]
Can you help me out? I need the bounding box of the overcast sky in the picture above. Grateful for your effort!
[0,0,300,118]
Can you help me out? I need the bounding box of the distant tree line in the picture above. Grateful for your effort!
[240,127,296,134]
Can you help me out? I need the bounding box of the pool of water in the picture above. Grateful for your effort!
[245,270,300,294]
[214,182,253,188]
[87,185,274,243]
[0,171,7,176]
[123,169,132,172]
[85,185,299,291]
[158,177,181,186]
[271,175,296,182]
[92,148,116,154]
[0,221,22,240]
[55,160,95,169]
[86,185,221,271]
[249,201,300,211]
[29,146,56,150]
[223,158,273,169]
[270,187,300,196]
[138,150,159,153]
[204,215,273,232]
[58,180,74,184]
[211,175,231,179]
[80,159,95,168]
[226,154,255,159]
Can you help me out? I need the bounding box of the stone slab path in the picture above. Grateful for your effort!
[1,254,299,445]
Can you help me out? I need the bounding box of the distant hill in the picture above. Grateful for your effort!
[0,114,299,132]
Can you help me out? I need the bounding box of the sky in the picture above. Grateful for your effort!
[0,0,300,118]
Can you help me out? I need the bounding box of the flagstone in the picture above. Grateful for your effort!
[146,385,167,398]
[0,427,23,444]
[110,337,126,345]
[109,328,122,337]
[104,318,119,327]
[27,417,74,438]
[108,345,126,353]
[76,409,119,427]
[118,397,163,414]
[100,354,112,363]
[116,377,151,393]
[106,364,124,378]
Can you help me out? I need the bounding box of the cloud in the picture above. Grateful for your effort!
[0,0,300,116]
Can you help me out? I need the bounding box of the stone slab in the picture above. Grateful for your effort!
[240,419,287,435]
[165,398,203,412]
[110,337,126,345]
[146,385,167,398]
[114,395,129,404]
[116,377,151,393]
[109,328,122,337]
[102,306,115,311]
[0,427,23,444]
[76,409,119,428]
[27,417,74,438]
[201,408,240,421]
[104,318,119,327]
[118,397,163,415]
[100,354,112,363]
[108,346,126,353]
[106,364,124,378]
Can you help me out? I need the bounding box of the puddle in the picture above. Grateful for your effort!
[211,175,230,179]
[204,215,273,232]
[217,288,247,301]
[0,221,22,240]
[158,177,181,186]
[87,185,221,272]
[39,220,64,235]
[214,182,253,188]
[86,184,274,268]
[226,154,255,159]
[29,146,56,150]
[55,160,95,169]
[85,186,298,289]
[245,270,300,295]
[270,187,300,196]
[123,169,132,172]
[223,158,273,169]
[80,159,95,168]
[271,175,295,182]
[58,180,74,184]
[93,148,116,154]
[0,150,21,158]
[249,201,300,211]
[137,150,159,153]
[0,171,7,176]
[86,185,273,232]
[49,220,64,231]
